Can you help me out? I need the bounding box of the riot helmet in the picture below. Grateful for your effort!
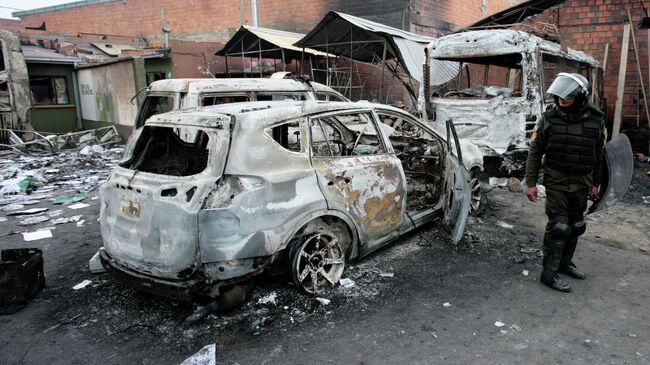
[547,72,590,111]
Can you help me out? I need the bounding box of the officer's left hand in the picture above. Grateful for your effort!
[589,185,599,199]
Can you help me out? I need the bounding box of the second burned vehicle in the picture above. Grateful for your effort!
[99,100,471,302]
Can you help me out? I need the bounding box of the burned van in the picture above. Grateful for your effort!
[420,29,603,175]
[99,101,470,301]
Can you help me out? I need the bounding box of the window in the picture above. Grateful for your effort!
[315,92,346,102]
[201,94,250,106]
[541,54,592,102]
[256,92,307,101]
[310,112,386,157]
[29,76,69,105]
[376,112,434,139]
[0,40,5,72]
[433,54,523,98]
[123,126,210,177]
[136,95,175,127]
[267,120,302,153]
[146,72,166,85]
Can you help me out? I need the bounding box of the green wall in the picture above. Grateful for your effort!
[26,62,78,133]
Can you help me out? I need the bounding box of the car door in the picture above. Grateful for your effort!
[443,119,472,243]
[309,109,407,252]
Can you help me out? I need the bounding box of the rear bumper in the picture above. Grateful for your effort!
[99,249,203,302]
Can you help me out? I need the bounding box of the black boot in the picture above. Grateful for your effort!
[559,237,586,279]
[540,230,571,293]
[540,270,572,292]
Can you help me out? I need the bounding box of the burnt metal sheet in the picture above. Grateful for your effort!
[294,11,435,82]
[215,25,328,59]
[466,0,566,29]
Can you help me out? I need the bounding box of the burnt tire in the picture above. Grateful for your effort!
[290,230,345,294]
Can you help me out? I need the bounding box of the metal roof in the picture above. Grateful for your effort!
[21,45,82,64]
[293,11,443,83]
[215,25,329,59]
[466,0,566,28]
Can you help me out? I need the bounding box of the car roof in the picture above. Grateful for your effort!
[148,77,340,94]
[145,100,413,128]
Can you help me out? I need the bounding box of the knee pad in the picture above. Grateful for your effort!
[551,215,570,238]
[572,220,586,237]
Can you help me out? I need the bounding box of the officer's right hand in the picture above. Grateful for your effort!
[526,186,538,202]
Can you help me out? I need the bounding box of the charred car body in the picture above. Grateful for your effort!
[99,101,470,300]
[135,74,348,129]
[420,29,603,175]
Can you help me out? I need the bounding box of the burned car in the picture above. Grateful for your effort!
[420,29,603,176]
[99,101,470,301]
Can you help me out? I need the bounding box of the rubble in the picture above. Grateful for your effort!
[72,280,92,290]
[21,229,52,241]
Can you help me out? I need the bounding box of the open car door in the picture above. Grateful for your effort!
[587,133,634,214]
[443,119,472,243]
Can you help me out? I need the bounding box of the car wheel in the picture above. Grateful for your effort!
[469,170,486,216]
[291,230,345,294]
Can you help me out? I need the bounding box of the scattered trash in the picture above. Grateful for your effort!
[489,177,508,187]
[494,321,505,327]
[522,270,529,276]
[379,272,394,278]
[496,221,514,229]
[339,278,356,288]
[7,208,48,216]
[1,204,24,211]
[643,196,650,204]
[19,215,50,226]
[20,200,40,205]
[68,203,90,210]
[443,302,452,307]
[47,209,64,217]
[0,217,6,222]
[17,176,40,193]
[506,177,524,192]
[88,249,106,274]
[76,219,86,227]
[180,344,216,365]
[257,292,278,306]
[519,247,543,257]
[53,193,88,205]
[511,255,526,264]
[72,279,92,290]
[22,229,53,242]
[315,297,331,306]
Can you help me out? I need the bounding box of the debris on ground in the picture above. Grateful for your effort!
[22,229,52,241]
[443,302,452,307]
[53,193,88,205]
[522,270,529,276]
[68,203,90,210]
[18,215,49,226]
[339,278,356,288]
[72,280,92,290]
[257,292,278,306]
[506,177,524,192]
[379,272,394,278]
[88,249,106,274]
[180,344,216,365]
[315,297,331,306]
[510,255,526,264]
[494,321,505,327]
[7,208,48,216]
[496,221,514,229]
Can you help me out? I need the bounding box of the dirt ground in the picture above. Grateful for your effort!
[1,161,649,365]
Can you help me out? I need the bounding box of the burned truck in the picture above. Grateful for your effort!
[420,29,603,177]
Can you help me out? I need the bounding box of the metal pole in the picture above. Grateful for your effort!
[225,55,230,77]
[379,40,387,102]
[258,38,263,77]
[281,49,286,72]
[326,25,330,87]
[301,47,305,75]
[241,38,246,78]
[252,0,258,27]
[349,30,353,99]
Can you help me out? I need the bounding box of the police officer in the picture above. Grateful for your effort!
[525,72,606,292]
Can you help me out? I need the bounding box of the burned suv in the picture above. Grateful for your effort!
[99,101,470,301]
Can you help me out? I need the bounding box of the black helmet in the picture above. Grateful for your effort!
[547,72,590,111]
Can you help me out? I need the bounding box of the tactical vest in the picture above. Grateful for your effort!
[543,108,601,174]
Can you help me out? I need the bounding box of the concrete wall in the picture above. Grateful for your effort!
[26,62,78,133]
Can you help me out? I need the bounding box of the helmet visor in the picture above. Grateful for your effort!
[546,76,581,100]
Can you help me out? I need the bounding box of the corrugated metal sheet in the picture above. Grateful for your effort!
[294,11,452,84]
[466,0,565,28]
[215,25,328,59]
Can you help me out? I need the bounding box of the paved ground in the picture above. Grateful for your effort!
[1,163,649,365]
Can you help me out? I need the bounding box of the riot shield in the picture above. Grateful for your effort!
[587,133,634,215]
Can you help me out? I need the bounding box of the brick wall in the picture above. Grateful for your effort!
[0,18,22,32]
[526,1,649,135]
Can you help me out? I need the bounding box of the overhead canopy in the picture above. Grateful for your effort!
[215,25,329,59]
[294,11,451,83]
[466,0,565,28]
